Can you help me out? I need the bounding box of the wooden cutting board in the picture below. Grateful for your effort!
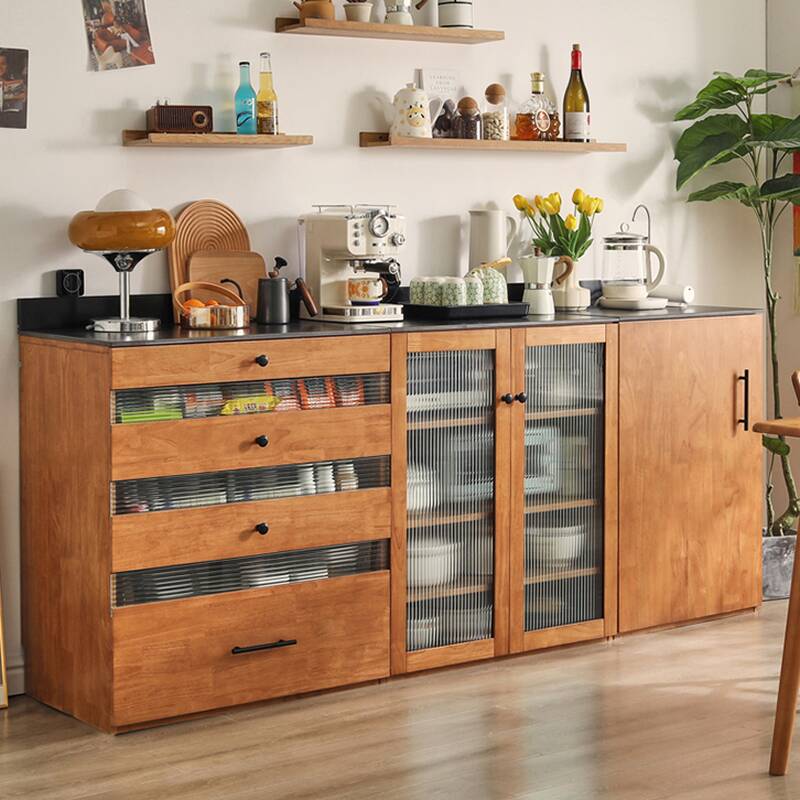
[188,251,266,319]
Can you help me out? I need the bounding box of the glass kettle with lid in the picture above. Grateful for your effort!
[601,222,666,303]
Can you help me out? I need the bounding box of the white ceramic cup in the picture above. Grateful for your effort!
[344,2,373,21]
[348,275,388,305]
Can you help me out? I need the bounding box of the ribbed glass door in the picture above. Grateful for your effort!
[523,343,605,632]
[406,349,495,651]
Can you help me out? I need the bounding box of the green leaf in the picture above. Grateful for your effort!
[751,113,794,139]
[763,436,791,457]
[675,114,747,162]
[676,131,745,190]
[760,174,800,203]
[741,69,791,88]
[675,75,747,121]
[687,181,753,203]
[751,115,800,150]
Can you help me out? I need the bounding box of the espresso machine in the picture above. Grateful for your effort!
[299,205,406,323]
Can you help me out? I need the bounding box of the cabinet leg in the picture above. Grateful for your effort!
[770,536,800,776]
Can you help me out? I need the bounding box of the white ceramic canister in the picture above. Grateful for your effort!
[438,0,474,29]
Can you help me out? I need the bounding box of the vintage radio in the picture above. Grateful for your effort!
[146,102,213,134]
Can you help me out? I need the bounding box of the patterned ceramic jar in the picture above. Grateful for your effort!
[410,277,429,305]
[470,266,507,304]
[442,277,467,306]
[465,275,484,306]
[423,277,446,306]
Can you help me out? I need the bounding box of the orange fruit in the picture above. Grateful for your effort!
[183,298,205,310]
[205,300,220,307]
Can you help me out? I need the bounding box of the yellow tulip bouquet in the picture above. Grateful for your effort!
[513,189,604,261]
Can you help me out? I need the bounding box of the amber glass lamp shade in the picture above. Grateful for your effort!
[68,208,175,253]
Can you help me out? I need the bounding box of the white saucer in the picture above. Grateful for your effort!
[599,296,669,311]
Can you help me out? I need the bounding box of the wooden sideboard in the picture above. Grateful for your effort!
[19,312,763,732]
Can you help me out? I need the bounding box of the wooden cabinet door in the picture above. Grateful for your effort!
[390,330,512,674]
[509,325,619,653]
[618,315,763,633]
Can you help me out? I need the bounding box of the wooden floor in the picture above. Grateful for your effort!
[2,602,799,799]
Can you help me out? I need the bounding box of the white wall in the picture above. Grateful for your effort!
[766,0,800,519]
[0,0,766,695]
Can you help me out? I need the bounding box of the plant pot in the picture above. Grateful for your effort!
[344,2,373,22]
[763,533,796,600]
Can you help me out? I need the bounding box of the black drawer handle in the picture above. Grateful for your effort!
[255,522,269,536]
[501,393,514,405]
[515,392,528,404]
[255,354,269,367]
[255,435,269,448]
[738,369,750,431]
[231,639,297,656]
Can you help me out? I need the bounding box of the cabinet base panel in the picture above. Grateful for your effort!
[619,606,760,637]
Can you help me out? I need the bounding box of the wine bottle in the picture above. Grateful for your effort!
[235,61,257,135]
[563,44,590,142]
[257,52,279,135]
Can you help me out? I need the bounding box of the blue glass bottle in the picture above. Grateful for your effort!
[235,61,257,135]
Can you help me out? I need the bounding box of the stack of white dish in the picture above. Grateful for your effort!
[526,524,586,568]
[407,536,460,587]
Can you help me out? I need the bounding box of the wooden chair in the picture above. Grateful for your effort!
[756,370,800,775]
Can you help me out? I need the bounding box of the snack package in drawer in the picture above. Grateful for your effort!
[221,394,282,416]
[298,377,336,410]
[266,380,300,412]
[333,376,366,407]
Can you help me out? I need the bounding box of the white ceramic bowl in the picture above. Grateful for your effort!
[407,616,439,650]
[526,525,585,567]
[441,606,492,643]
[407,537,460,587]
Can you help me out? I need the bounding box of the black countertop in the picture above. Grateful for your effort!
[19,304,761,348]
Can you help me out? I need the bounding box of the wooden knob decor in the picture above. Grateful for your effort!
[168,200,251,322]
[485,83,506,104]
[457,97,479,112]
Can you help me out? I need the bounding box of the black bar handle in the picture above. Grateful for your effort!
[255,435,269,448]
[515,392,528,404]
[231,638,297,656]
[501,393,514,405]
[738,369,750,431]
[255,354,269,367]
[255,522,269,536]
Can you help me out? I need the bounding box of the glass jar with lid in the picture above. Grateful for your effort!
[452,97,482,140]
[515,72,560,141]
[482,83,509,141]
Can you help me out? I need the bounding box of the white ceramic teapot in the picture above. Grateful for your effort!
[381,83,443,139]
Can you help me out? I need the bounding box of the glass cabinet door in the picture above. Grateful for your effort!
[511,327,616,652]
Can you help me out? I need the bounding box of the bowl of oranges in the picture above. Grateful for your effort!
[174,281,249,330]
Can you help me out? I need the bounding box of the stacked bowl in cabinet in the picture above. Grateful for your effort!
[108,336,393,727]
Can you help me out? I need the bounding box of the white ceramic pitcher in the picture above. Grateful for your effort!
[469,209,517,273]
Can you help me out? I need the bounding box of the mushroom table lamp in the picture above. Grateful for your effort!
[69,189,176,333]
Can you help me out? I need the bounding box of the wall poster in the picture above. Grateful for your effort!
[0,48,29,129]
[82,0,155,71]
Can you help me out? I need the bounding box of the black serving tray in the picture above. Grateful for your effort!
[401,302,530,321]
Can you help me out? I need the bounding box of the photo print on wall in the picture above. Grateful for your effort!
[82,0,155,71]
[0,48,29,129]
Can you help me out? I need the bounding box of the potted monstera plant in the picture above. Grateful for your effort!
[674,69,800,597]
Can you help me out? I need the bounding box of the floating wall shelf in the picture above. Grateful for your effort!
[359,132,627,153]
[122,131,314,148]
[275,17,504,44]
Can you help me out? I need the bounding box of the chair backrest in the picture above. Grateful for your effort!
[793,371,800,406]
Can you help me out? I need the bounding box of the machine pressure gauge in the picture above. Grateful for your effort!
[369,213,391,238]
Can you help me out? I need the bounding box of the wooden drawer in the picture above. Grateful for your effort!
[112,572,390,726]
[111,405,391,480]
[111,335,390,389]
[112,487,392,572]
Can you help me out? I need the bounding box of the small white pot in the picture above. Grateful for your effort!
[344,2,373,22]
[438,0,473,29]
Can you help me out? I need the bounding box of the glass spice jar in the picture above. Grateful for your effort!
[452,97,482,140]
[482,83,509,141]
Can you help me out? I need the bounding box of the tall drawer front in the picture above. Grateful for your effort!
[112,455,390,515]
[112,373,390,424]
[113,540,389,607]
[112,487,392,572]
[112,572,390,726]
[111,405,391,481]
[111,336,391,389]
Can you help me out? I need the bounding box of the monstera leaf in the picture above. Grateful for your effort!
[760,175,800,204]
[675,75,748,121]
[687,181,756,205]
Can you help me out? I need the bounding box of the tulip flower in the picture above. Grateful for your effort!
[565,214,579,231]
[595,198,604,214]
[542,199,557,216]
[572,188,585,206]
[533,195,546,213]
[548,193,562,213]
[513,194,529,213]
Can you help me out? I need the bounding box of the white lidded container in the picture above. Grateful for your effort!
[438,0,474,28]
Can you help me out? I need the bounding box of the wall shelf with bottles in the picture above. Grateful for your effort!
[359,132,627,153]
[122,131,314,148]
[275,17,504,44]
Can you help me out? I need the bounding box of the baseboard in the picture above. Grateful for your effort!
[7,663,25,697]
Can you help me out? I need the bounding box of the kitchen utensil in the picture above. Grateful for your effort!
[468,209,517,272]
[468,257,510,304]
[409,277,429,304]
[441,606,491,644]
[520,253,573,316]
[526,524,586,567]
[169,200,250,322]
[174,281,249,330]
[601,222,667,305]
[385,1,414,24]
[407,616,439,650]
[293,0,335,20]
[441,277,467,306]
[465,274,484,305]
[344,2,373,21]
[187,250,266,319]
[68,189,176,334]
[407,537,459,587]
[598,296,669,311]
[381,84,442,139]
[257,259,319,325]
[407,465,440,511]
[423,276,446,306]
[348,275,389,305]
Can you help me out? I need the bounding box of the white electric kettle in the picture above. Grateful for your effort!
[600,223,667,309]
